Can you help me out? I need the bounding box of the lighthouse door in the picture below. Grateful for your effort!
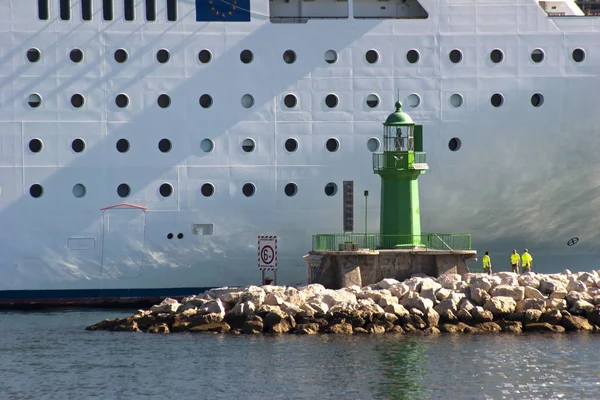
[101,208,146,279]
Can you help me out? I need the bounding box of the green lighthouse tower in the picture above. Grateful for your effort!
[373,102,428,248]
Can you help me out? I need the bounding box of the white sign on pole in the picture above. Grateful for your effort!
[258,235,278,271]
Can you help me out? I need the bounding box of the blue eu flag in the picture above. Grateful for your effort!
[196,0,251,21]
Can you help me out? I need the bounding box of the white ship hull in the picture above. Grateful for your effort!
[0,0,597,301]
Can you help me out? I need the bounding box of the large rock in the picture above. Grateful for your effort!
[566,279,587,293]
[420,278,442,293]
[401,297,434,314]
[388,284,410,299]
[198,299,226,317]
[438,274,462,290]
[231,301,256,317]
[151,298,180,314]
[328,323,353,334]
[539,279,565,295]
[524,286,545,300]
[516,298,545,312]
[523,323,565,333]
[377,278,400,289]
[470,278,492,293]
[471,307,494,322]
[321,289,358,309]
[518,274,540,289]
[522,309,543,323]
[569,300,595,315]
[436,288,453,301]
[490,285,524,301]
[545,298,566,311]
[238,286,266,307]
[562,315,593,331]
[384,303,410,319]
[540,310,562,325]
[577,272,597,287]
[549,287,568,299]
[566,291,593,306]
[295,323,320,334]
[434,299,458,315]
[483,296,517,317]
[424,309,440,327]
[470,287,491,306]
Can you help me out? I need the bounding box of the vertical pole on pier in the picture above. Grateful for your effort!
[373,102,428,248]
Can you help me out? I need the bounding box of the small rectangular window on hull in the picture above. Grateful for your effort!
[167,0,177,21]
[38,0,49,20]
[146,0,157,21]
[124,0,135,21]
[103,0,114,20]
[60,0,71,20]
[82,0,93,20]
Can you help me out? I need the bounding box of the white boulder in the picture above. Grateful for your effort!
[483,296,517,317]
[151,298,180,314]
[490,285,525,301]
[377,278,401,289]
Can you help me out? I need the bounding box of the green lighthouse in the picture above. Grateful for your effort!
[373,102,428,248]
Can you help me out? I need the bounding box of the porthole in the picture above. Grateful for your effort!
[365,50,379,64]
[572,48,585,63]
[406,49,420,64]
[71,94,85,108]
[324,50,338,64]
[117,183,131,198]
[72,183,86,198]
[450,93,463,108]
[159,183,173,197]
[531,48,544,63]
[114,49,128,63]
[157,94,171,108]
[284,94,297,109]
[70,49,84,63]
[167,233,173,239]
[285,138,298,152]
[28,94,42,108]
[490,93,504,107]
[241,94,254,109]
[326,138,339,152]
[448,138,462,152]
[29,138,43,153]
[116,138,130,153]
[240,50,253,64]
[284,183,298,197]
[367,138,380,152]
[198,49,212,64]
[531,93,544,107]
[366,94,380,108]
[283,50,296,64]
[156,49,170,64]
[324,182,338,197]
[325,94,338,108]
[177,233,183,239]
[490,49,504,64]
[200,138,214,152]
[158,138,172,153]
[199,94,213,108]
[71,138,85,153]
[449,49,463,64]
[406,93,421,108]
[115,94,129,108]
[242,183,256,197]
[27,48,41,63]
[201,183,214,197]
[30,184,43,198]
[242,138,255,153]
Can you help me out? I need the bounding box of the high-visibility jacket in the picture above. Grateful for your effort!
[522,253,533,267]
[482,255,491,269]
[510,254,520,264]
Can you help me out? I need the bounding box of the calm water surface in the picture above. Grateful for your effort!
[0,311,599,399]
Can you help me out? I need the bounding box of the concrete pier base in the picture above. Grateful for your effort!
[303,249,478,289]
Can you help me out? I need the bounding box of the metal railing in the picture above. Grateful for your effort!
[312,233,472,251]
[372,152,426,171]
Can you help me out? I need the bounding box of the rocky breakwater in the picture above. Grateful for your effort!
[86,271,600,335]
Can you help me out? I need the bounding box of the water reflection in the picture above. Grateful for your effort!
[372,336,431,400]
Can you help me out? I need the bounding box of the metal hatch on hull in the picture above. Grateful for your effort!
[100,203,147,279]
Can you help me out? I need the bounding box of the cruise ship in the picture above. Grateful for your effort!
[0,0,596,303]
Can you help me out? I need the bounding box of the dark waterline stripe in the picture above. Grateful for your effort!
[0,287,214,310]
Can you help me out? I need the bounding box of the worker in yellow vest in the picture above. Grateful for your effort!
[482,251,492,275]
[521,249,533,274]
[510,249,520,274]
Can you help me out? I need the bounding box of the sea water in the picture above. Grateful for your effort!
[0,311,599,399]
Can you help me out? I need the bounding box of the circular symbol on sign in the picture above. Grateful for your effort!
[567,237,579,246]
[261,245,275,264]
